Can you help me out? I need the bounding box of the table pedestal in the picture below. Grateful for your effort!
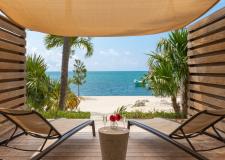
[99,127,129,160]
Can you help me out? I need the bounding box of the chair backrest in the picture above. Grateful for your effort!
[0,108,60,137]
[172,109,225,135]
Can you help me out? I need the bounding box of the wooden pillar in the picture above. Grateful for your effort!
[0,15,26,136]
[187,7,225,131]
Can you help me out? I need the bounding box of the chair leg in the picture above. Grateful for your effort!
[91,121,96,137]
[127,121,131,129]
[4,126,18,146]
[180,129,196,151]
[39,129,53,152]
[212,126,224,142]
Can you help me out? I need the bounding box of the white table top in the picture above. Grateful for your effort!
[99,126,129,135]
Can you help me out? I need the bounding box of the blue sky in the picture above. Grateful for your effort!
[26,0,225,71]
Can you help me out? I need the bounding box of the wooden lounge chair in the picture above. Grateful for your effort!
[0,108,96,160]
[128,109,225,160]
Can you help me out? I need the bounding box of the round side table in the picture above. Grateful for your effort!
[99,126,129,160]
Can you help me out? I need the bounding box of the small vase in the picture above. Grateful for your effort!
[110,121,118,129]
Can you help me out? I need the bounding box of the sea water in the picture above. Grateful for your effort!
[47,71,152,96]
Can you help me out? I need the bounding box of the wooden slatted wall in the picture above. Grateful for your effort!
[0,15,26,136]
[188,7,225,131]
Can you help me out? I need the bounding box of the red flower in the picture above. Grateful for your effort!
[115,114,121,121]
[109,115,116,122]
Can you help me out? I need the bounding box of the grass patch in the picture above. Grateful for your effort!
[40,110,91,119]
[124,110,181,119]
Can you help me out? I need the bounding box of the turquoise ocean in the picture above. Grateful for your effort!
[47,71,152,96]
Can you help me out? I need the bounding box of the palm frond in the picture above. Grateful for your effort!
[44,35,94,58]
[73,37,94,57]
[44,35,64,49]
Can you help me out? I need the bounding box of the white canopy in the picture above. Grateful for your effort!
[0,0,219,36]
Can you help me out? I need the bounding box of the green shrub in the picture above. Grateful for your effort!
[124,110,182,119]
[39,110,91,119]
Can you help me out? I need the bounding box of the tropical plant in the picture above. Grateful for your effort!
[26,54,80,111]
[47,79,80,111]
[44,36,93,110]
[115,106,127,115]
[156,29,188,117]
[40,110,91,119]
[46,79,61,111]
[66,88,80,110]
[124,110,180,119]
[146,29,188,117]
[72,59,87,97]
[147,53,180,114]
[26,54,52,110]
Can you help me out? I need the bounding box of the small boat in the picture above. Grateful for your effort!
[133,79,145,87]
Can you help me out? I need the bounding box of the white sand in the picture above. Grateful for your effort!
[79,96,173,115]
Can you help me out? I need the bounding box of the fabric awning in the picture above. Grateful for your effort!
[0,0,219,37]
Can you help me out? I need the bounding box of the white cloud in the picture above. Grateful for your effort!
[26,29,148,71]
[26,44,86,71]
[99,48,119,56]
[94,62,99,65]
[27,46,62,71]
[124,51,131,55]
[99,49,133,57]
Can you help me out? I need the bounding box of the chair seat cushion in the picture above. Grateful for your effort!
[50,119,89,135]
[133,118,180,135]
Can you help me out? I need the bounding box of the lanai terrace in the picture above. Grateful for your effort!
[0,120,225,160]
[0,1,225,160]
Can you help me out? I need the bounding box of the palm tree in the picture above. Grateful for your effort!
[73,59,87,97]
[26,54,52,110]
[156,29,188,117]
[146,29,188,117]
[44,36,93,110]
[147,53,181,114]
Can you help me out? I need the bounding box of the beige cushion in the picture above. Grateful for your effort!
[136,109,225,135]
[0,108,88,137]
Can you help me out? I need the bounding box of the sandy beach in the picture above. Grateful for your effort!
[79,96,174,116]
